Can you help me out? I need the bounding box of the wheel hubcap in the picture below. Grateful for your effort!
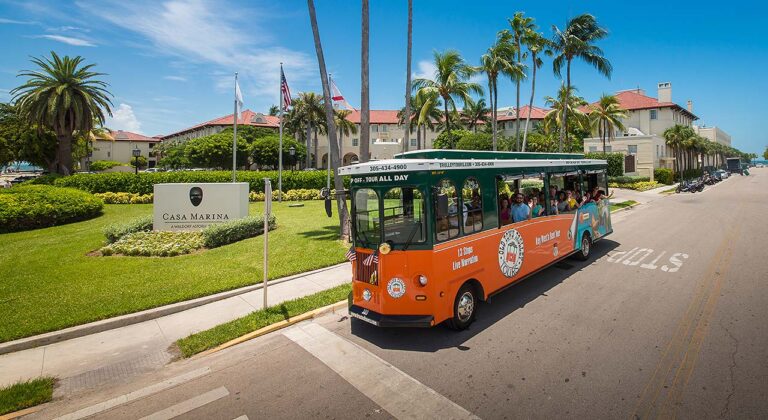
[457,292,474,322]
[583,237,590,256]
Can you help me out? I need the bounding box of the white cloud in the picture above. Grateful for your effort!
[107,103,143,133]
[79,0,314,103]
[412,60,436,80]
[163,76,187,82]
[0,18,37,25]
[34,34,95,47]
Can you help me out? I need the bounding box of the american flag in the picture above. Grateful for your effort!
[363,250,378,267]
[280,65,292,110]
[345,246,356,261]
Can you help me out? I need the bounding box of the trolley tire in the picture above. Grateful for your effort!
[447,283,477,331]
[574,232,592,261]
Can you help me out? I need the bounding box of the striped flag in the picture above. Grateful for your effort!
[280,65,292,110]
[345,246,356,262]
[330,78,354,110]
[363,250,378,267]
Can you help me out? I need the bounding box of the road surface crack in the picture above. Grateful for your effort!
[718,318,738,419]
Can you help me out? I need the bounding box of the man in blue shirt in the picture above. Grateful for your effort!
[510,193,530,223]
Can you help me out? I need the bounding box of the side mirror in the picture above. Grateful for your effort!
[324,197,332,218]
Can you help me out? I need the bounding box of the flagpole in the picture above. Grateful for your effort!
[326,73,332,191]
[232,72,238,183]
[278,63,284,203]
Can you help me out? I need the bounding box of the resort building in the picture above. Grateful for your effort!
[495,105,549,137]
[82,129,162,170]
[583,82,699,180]
[694,125,731,146]
[161,109,279,144]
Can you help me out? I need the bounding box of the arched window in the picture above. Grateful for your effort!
[462,178,482,233]
[434,179,459,241]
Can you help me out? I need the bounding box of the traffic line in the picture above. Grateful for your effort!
[139,386,229,420]
[283,322,480,420]
[54,367,211,420]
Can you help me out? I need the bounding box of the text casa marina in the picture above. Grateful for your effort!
[162,213,230,221]
[352,174,409,183]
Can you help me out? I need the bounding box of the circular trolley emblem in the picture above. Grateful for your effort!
[498,228,524,278]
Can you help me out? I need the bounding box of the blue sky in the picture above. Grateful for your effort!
[0,0,766,154]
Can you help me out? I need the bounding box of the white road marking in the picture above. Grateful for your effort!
[139,386,229,420]
[283,322,480,420]
[606,248,688,272]
[232,416,249,420]
[55,367,211,420]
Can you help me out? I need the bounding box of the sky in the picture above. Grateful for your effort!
[0,0,766,155]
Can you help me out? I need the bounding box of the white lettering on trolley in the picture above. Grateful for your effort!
[352,174,409,183]
[535,230,561,246]
[606,248,688,272]
[452,246,478,271]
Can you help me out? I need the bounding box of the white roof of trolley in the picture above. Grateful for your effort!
[338,158,607,176]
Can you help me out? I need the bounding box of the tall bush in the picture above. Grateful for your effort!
[654,168,674,185]
[585,152,624,177]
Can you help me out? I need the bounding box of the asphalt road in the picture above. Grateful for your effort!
[32,169,767,420]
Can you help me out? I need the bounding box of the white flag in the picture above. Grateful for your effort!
[235,78,244,119]
[330,78,354,111]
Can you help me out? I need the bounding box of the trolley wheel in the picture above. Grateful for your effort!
[574,232,592,261]
[448,283,477,330]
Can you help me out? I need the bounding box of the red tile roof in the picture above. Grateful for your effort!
[99,130,160,142]
[345,110,401,124]
[163,109,280,139]
[496,105,550,121]
[581,90,698,120]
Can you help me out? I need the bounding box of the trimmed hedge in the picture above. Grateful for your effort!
[609,175,650,184]
[608,181,662,191]
[654,168,674,185]
[103,215,153,244]
[89,160,124,171]
[585,152,624,177]
[95,192,154,204]
[55,170,349,195]
[202,215,277,248]
[0,186,104,233]
[101,231,204,257]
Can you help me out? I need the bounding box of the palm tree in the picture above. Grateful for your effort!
[307,0,350,240]
[402,0,413,153]
[664,124,695,178]
[268,105,279,116]
[334,109,357,164]
[588,94,627,153]
[413,50,483,135]
[551,14,612,152]
[521,29,551,152]
[460,98,490,132]
[508,12,535,148]
[293,92,324,168]
[412,91,442,149]
[360,0,370,162]
[543,84,589,148]
[479,33,522,150]
[11,51,113,175]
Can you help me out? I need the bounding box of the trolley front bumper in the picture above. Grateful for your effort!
[349,304,434,328]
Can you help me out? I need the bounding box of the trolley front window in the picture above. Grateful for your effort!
[382,187,426,245]
[354,188,380,246]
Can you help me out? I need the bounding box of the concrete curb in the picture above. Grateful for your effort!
[192,300,348,359]
[611,202,641,213]
[0,404,47,420]
[0,263,348,356]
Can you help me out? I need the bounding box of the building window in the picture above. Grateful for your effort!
[604,146,612,153]
[107,152,110,158]
[352,138,359,146]
[628,145,638,155]
[656,145,660,158]
[650,109,658,120]
[371,124,379,132]
[589,146,597,152]
[410,138,417,147]
[381,124,388,133]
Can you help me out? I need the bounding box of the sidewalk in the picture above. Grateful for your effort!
[0,262,351,390]
[610,183,677,205]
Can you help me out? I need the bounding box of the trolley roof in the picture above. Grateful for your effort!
[338,149,606,176]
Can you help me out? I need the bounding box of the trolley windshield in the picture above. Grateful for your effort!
[353,186,426,248]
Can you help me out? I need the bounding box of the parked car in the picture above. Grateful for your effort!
[714,170,729,180]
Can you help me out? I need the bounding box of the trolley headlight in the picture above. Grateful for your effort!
[386,277,406,298]
[418,275,428,286]
[362,288,372,302]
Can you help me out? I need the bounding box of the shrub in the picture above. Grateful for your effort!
[129,156,148,169]
[54,170,348,194]
[0,185,103,233]
[680,168,703,180]
[654,168,674,185]
[585,152,624,177]
[609,181,662,191]
[21,173,63,185]
[101,231,204,257]
[103,215,153,244]
[95,192,153,204]
[455,132,493,151]
[433,129,471,149]
[202,215,277,248]
[90,160,124,171]
[609,175,650,184]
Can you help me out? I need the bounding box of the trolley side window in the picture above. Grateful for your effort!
[382,187,426,244]
[354,188,380,245]
[434,179,459,242]
[462,177,482,234]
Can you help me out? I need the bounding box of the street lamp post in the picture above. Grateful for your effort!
[288,146,296,172]
[132,148,141,175]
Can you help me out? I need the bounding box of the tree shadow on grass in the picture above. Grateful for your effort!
[297,226,340,240]
[348,239,621,353]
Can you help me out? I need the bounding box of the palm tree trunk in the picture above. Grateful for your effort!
[402,0,412,153]
[493,84,499,150]
[308,0,350,240]
[515,39,522,150]
[56,132,73,175]
[305,122,312,169]
[559,61,571,153]
[313,128,319,168]
[360,0,370,163]
[522,58,536,152]
[490,78,496,151]
[444,99,451,137]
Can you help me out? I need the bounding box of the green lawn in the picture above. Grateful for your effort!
[0,201,346,343]
[0,377,55,415]
[610,200,639,212]
[176,283,351,358]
